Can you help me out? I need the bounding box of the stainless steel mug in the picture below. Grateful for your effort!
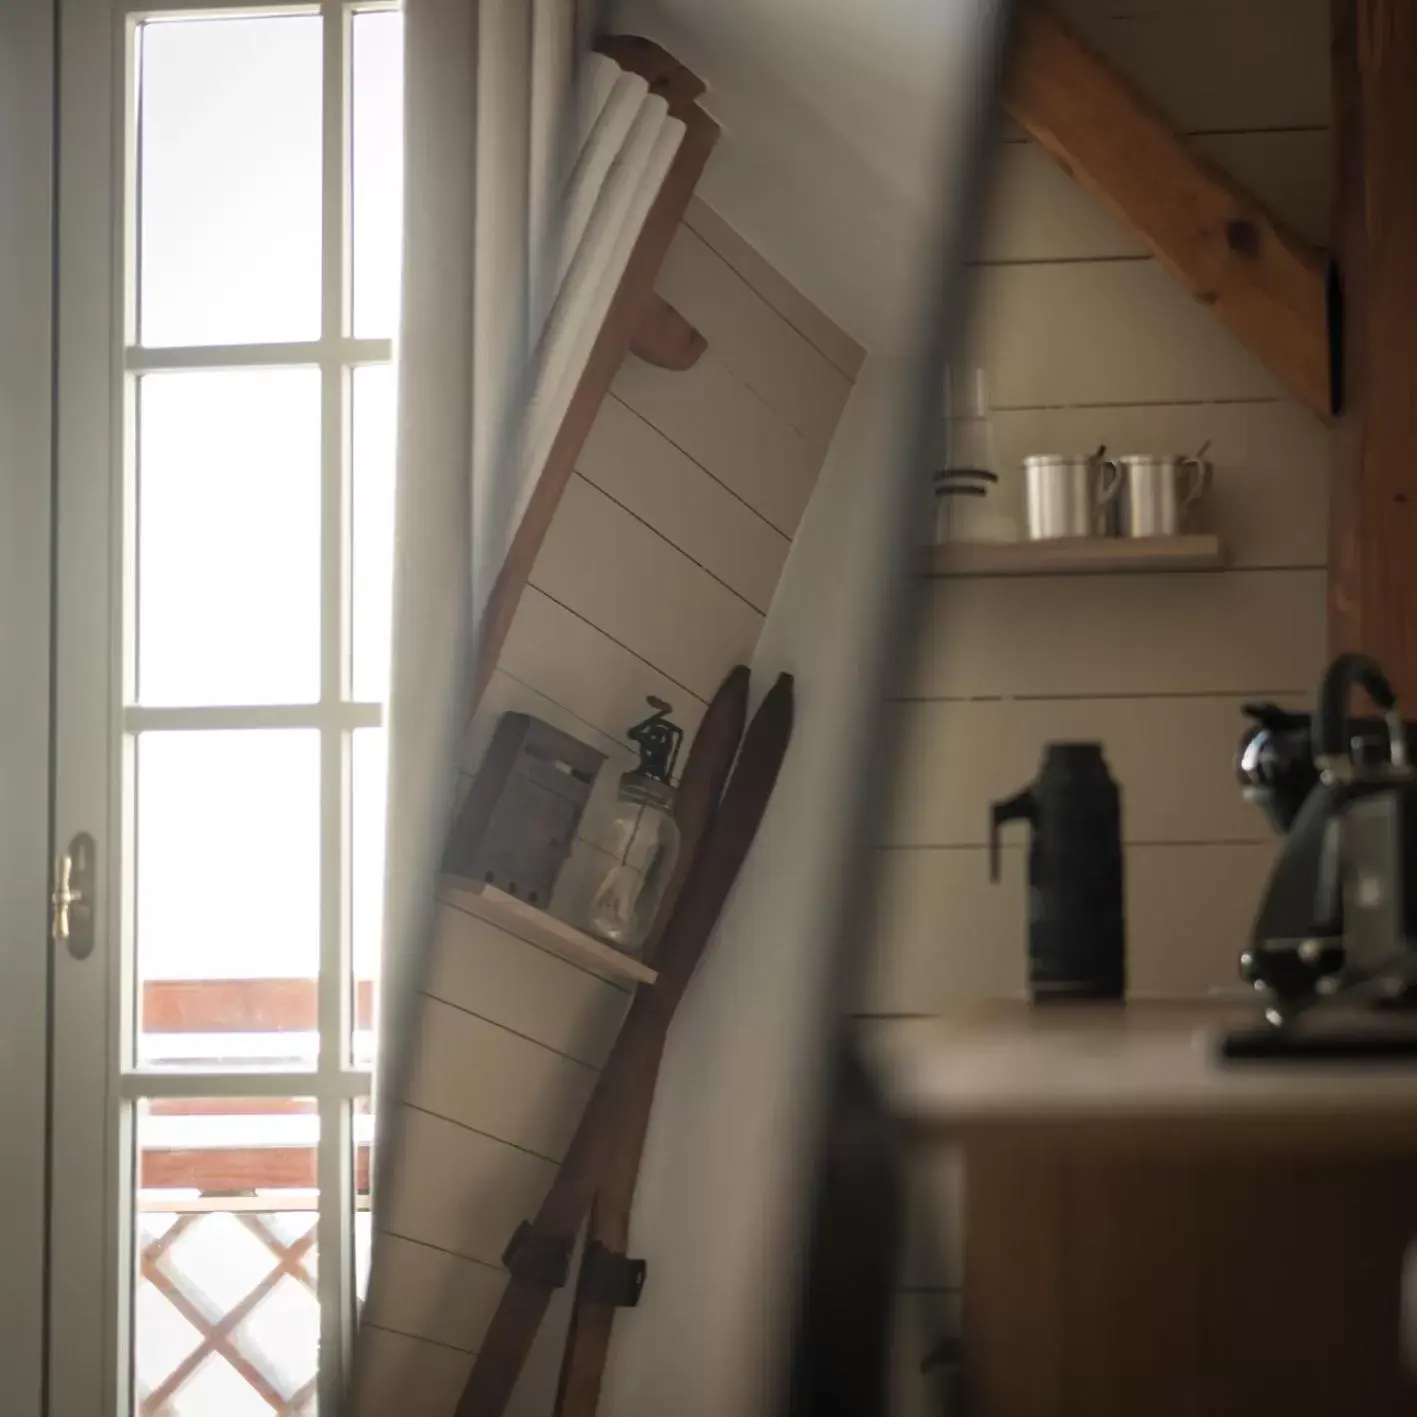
[1022,454,1123,540]
[1116,454,1212,537]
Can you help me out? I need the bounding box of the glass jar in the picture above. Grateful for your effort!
[587,771,681,955]
[934,365,1015,545]
[942,364,1000,482]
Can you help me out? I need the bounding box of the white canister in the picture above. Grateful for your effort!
[933,470,1018,544]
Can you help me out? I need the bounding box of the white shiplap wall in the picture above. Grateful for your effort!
[874,0,1333,1386]
[355,206,863,1409]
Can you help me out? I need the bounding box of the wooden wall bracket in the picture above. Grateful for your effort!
[629,293,707,370]
[1004,1,1332,423]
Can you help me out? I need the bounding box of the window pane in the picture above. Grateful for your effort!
[352,729,386,1069]
[351,12,405,338]
[137,731,319,1069]
[354,1097,374,1303]
[351,364,397,701]
[134,1098,320,1414]
[137,369,321,707]
[138,16,323,347]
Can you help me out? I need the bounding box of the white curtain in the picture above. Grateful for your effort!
[471,8,686,627]
[358,0,685,1400]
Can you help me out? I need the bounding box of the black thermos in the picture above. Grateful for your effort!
[989,742,1125,1001]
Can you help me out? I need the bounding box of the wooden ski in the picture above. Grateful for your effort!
[646,663,751,966]
[548,659,751,1417]
[454,669,794,1416]
[551,1046,661,1416]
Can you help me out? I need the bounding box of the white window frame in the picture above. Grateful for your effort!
[51,0,396,1411]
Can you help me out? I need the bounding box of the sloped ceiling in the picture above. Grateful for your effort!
[609,0,1001,351]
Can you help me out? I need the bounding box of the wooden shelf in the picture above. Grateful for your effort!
[868,1002,1417,1151]
[928,533,1225,578]
[438,876,658,986]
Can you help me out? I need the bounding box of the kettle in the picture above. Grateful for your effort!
[1240,653,1417,1021]
[989,742,1125,1001]
[1316,655,1417,991]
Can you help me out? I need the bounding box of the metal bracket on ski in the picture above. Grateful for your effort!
[502,1220,573,1290]
[577,1240,647,1308]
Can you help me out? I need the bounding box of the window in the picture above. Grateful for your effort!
[123,7,402,1411]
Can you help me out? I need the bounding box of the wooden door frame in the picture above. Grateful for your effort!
[1329,0,1417,703]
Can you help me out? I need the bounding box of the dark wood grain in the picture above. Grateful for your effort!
[1004,2,1331,420]
[961,1142,1417,1416]
[1329,1,1417,703]
[648,663,750,957]
[551,1070,661,1417]
[962,1146,1067,1417]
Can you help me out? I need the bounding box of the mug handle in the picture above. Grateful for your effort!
[1096,458,1124,506]
[1095,458,1124,535]
[1180,457,1212,528]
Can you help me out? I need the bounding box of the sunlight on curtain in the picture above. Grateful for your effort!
[354,3,689,1407]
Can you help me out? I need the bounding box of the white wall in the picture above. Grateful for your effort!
[868,0,1330,1017]
[868,0,1333,1369]
[609,0,993,352]
[610,5,1333,1405]
[601,353,920,1417]
[353,205,863,1414]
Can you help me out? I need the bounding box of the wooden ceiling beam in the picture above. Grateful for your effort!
[1003,2,1332,422]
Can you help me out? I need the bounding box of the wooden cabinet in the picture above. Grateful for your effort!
[875,1005,1417,1415]
[964,1146,1417,1417]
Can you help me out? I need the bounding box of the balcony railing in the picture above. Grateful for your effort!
[135,978,374,1414]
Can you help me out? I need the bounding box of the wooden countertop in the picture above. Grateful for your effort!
[867,1001,1417,1151]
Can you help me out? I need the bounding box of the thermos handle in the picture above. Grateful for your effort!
[989,789,1037,882]
[1314,652,1405,780]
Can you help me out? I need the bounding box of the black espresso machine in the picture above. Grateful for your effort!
[1228,653,1417,1057]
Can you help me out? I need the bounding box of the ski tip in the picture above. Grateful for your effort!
[755,673,795,734]
[706,663,751,709]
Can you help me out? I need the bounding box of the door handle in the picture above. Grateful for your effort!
[52,831,96,959]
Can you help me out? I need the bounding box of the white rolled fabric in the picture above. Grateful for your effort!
[468,26,685,636]
[469,0,532,621]
[559,60,646,287]
[527,0,573,347]
[513,88,684,537]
